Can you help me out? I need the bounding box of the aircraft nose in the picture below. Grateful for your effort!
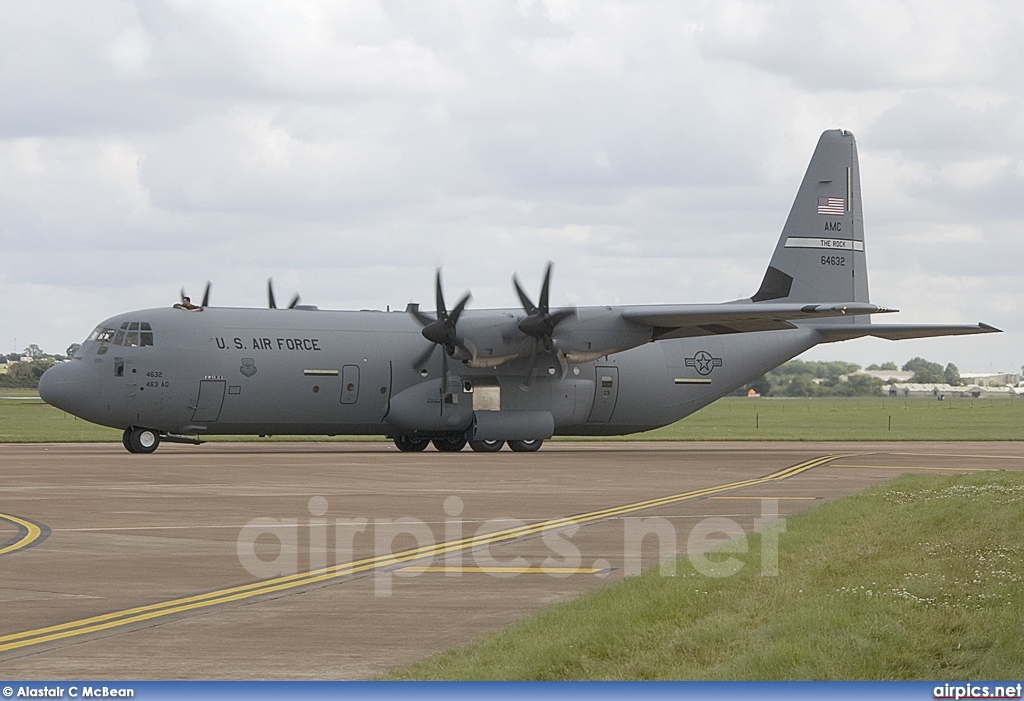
[39,361,101,417]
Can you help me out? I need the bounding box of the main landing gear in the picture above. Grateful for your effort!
[392,434,544,453]
[122,426,161,454]
[468,439,504,452]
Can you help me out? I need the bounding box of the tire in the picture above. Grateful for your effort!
[394,435,429,452]
[432,435,468,452]
[129,427,160,454]
[122,428,136,453]
[469,439,504,452]
[508,438,543,453]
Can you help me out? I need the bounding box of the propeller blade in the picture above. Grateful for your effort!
[449,292,471,326]
[512,275,536,314]
[548,308,576,326]
[435,270,447,321]
[267,279,277,309]
[288,293,301,309]
[412,310,434,326]
[411,343,435,370]
[179,287,187,304]
[406,303,435,327]
[539,261,553,311]
[200,281,211,308]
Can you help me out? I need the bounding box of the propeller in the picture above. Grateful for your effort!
[267,278,301,309]
[408,270,473,412]
[180,282,211,309]
[409,270,473,367]
[512,262,575,387]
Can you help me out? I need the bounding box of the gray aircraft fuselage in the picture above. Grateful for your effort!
[38,130,999,453]
[42,304,817,439]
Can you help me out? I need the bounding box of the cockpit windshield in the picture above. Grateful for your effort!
[88,321,154,347]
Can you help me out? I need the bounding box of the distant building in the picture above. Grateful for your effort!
[884,383,1020,399]
[958,371,1021,386]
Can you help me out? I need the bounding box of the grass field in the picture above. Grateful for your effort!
[1,392,1022,442]
[640,396,1024,442]
[386,470,1024,680]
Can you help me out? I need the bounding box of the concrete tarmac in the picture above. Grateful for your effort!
[0,441,1022,679]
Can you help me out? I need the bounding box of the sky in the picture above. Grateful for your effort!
[0,0,1020,374]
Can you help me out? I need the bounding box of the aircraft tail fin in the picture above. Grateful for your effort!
[750,130,870,324]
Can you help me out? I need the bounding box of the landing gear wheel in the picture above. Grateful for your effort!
[469,439,505,452]
[128,427,160,454]
[508,439,543,453]
[122,428,136,453]
[394,435,429,452]
[432,435,468,452]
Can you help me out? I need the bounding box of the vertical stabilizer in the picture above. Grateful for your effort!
[751,130,870,323]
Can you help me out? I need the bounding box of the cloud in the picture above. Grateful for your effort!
[0,0,1018,373]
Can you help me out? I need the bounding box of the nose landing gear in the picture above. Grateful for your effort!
[122,427,161,454]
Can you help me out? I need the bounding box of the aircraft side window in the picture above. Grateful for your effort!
[112,329,125,346]
[125,331,140,347]
[128,322,139,330]
[93,327,116,343]
[141,332,154,347]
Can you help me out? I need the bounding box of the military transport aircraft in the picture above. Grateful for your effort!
[39,130,999,453]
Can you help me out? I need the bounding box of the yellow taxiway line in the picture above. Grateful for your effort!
[399,566,609,575]
[0,513,47,557]
[0,453,851,654]
[709,496,818,500]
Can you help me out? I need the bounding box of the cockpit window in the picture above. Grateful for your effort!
[89,322,155,348]
[90,327,116,343]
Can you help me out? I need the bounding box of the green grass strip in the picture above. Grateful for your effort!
[386,470,1024,680]
[3,396,1023,442]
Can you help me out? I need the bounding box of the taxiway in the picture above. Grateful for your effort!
[1,441,1022,679]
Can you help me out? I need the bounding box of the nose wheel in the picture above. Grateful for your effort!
[123,427,161,454]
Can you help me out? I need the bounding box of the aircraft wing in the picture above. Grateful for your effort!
[811,322,1001,342]
[621,302,894,338]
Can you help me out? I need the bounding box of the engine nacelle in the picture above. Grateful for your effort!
[386,377,473,433]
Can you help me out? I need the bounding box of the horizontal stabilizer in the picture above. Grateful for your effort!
[623,302,895,331]
[814,323,1001,342]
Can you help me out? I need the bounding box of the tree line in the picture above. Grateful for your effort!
[0,344,80,388]
[742,357,963,398]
